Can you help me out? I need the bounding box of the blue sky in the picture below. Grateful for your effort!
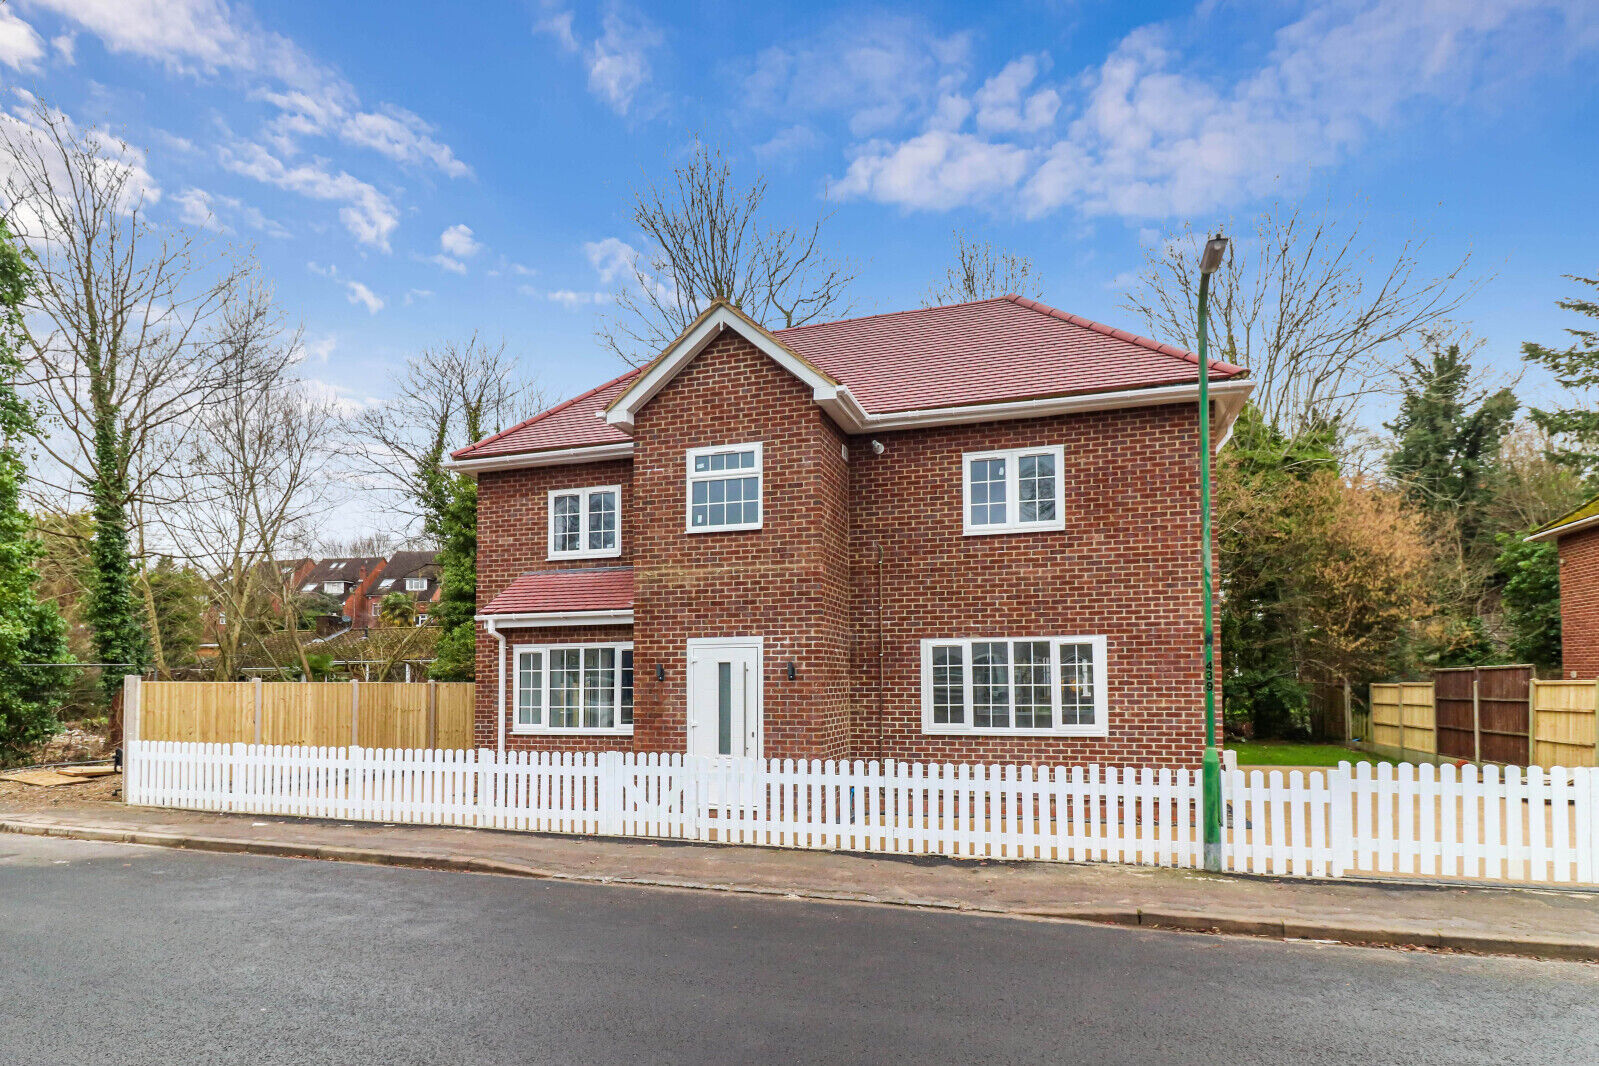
[1,0,1596,425]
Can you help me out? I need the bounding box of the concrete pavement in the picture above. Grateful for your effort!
[4,801,1598,961]
[3,833,1596,1066]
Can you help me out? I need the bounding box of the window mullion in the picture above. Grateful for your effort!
[1007,455,1021,528]
[962,639,974,731]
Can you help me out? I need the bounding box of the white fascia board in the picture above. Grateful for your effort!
[605,306,838,431]
[1526,512,1599,543]
[442,441,634,475]
[474,609,634,628]
[854,378,1256,437]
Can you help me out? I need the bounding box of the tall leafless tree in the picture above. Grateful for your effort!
[156,307,341,682]
[924,230,1043,306]
[1121,202,1478,441]
[0,99,268,684]
[352,333,542,538]
[599,141,857,366]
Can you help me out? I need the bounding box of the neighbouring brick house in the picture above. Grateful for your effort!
[1528,494,1599,679]
[446,296,1252,767]
[369,550,441,623]
[297,557,388,632]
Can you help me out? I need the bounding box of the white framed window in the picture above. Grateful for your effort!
[686,442,762,532]
[511,642,633,734]
[322,581,347,595]
[919,636,1107,736]
[404,576,428,592]
[962,445,1065,535]
[547,485,621,559]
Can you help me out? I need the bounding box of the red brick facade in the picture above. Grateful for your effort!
[1559,526,1599,679]
[473,332,1211,766]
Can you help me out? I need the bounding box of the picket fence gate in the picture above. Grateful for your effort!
[124,742,1599,884]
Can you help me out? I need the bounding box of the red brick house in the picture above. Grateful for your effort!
[447,296,1251,767]
[1528,494,1599,679]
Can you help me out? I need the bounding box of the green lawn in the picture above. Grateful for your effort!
[1227,740,1395,767]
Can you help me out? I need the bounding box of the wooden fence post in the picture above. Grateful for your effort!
[1397,684,1407,764]
[427,679,438,750]
[1473,678,1482,765]
[1342,682,1353,743]
[350,678,360,749]
[253,677,263,745]
[1528,676,1538,767]
[122,673,141,749]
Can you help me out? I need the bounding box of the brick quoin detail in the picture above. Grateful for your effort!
[474,331,1213,766]
[1560,527,1599,679]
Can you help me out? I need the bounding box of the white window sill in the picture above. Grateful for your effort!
[546,546,622,561]
[685,522,763,534]
[921,725,1108,739]
[962,519,1066,537]
[510,726,635,737]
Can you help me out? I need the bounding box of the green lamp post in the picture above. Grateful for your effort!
[1197,233,1229,873]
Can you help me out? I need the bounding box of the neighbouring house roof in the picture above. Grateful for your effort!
[373,550,441,600]
[480,567,635,619]
[448,295,1250,467]
[1527,493,1599,543]
[301,557,384,589]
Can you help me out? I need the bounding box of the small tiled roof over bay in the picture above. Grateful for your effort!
[481,567,634,615]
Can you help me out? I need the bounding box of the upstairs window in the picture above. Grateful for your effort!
[962,445,1065,535]
[405,577,428,592]
[322,581,347,595]
[548,486,621,559]
[686,443,762,532]
[920,636,1107,736]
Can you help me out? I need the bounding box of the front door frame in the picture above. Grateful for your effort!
[685,636,764,759]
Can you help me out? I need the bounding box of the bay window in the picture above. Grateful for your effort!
[919,636,1107,736]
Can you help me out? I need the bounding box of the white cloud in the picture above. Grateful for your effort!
[50,32,73,64]
[823,0,1599,220]
[0,9,45,71]
[403,288,433,305]
[744,16,973,137]
[173,185,291,238]
[344,280,383,314]
[429,254,466,275]
[542,289,610,309]
[539,5,662,115]
[300,377,367,416]
[833,130,1031,211]
[972,55,1060,134]
[295,334,336,363]
[584,236,641,284]
[439,223,481,259]
[220,141,397,248]
[753,124,821,160]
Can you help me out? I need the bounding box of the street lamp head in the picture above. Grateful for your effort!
[1199,235,1229,275]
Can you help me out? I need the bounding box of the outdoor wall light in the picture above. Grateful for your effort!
[871,439,885,455]
[655,663,665,682]
[786,661,796,681]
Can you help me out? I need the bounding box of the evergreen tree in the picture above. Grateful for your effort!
[1524,273,1599,482]
[1385,338,1517,560]
[1494,533,1562,671]
[427,476,477,681]
[0,220,72,763]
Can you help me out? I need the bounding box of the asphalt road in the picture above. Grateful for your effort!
[2,835,1596,1065]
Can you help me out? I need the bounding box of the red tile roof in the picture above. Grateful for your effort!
[482,567,634,616]
[453,295,1246,461]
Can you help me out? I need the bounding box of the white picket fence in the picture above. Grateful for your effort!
[124,742,1599,884]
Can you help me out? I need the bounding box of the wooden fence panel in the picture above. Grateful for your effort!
[1369,684,1403,751]
[260,683,350,746]
[1433,668,1476,760]
[1401,685,1436,755]
[1534,680,1599,768]
[356,683,429,749]
[1477,666,1531,765]
[141,682,255,744]
[435,683,476,749]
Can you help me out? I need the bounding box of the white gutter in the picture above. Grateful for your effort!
[442,441,633,474]
[473,609,635,628]
[1526,511,1599,543]
[486,617,506,755]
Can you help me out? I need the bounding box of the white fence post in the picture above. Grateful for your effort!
[1328,762,1352,877]
[121,674,142,805]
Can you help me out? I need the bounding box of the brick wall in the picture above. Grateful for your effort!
[844,405,1207,768]
[1560,526,1599,679]
[473,622,635,751]
[473,458,634,740]
[628,333,853,759]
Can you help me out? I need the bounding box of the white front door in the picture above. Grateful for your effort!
[686,638,762,758]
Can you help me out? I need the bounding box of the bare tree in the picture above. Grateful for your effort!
[599,141,856,366]
[157,311,341,681]
[0,99,266,686]
[352,334,543,537]
[924,230,1043,306]
[1122,202,1477,440]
